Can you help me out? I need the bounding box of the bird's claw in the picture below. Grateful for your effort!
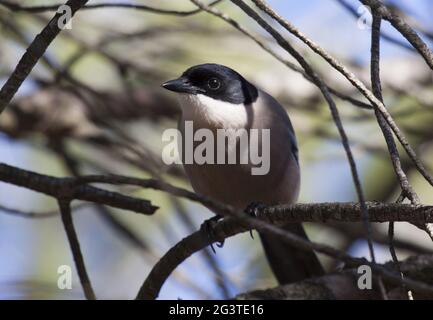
[244,201,267,239]
[200,215,224,253]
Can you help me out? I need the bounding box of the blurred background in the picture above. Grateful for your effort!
[0,0,432,299]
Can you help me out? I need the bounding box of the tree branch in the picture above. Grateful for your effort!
[0,0,90,115]
[236,254,433,300]
[228,0,381,292]
[0,163,158,215]
[58,199,96,300]
[370,10,419,204]
[135,204,433,299]
[335,0,415,52]
[249,0,433,188]
[2,166,433,299]
[0,202,89,218]
[0,0,222,15]
[360,0,433,70]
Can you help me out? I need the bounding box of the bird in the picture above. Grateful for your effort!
[162,63,324,285]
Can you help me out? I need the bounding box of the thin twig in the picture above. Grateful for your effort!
[228,0,379,286]
[190,0,377,266]
[371,11,423,299]
[58,199,96,300]
[370,9,432,241]
[51,140,153,250]
[0,0,90,115]
[0,203,89,218]
[389,193,412,300]
[171,198,232,299]
[335,0,415,52]
[370,10,419,204]
[2,165,433,299]
[0,0,222,15]
[360,0,433,70]
[248,0,433,188]
[370,10,400,299]
[175,0,372,112]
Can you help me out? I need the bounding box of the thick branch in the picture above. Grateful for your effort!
[8,168,433,224]
[3,166,431,224]
[0,163,158,215]
[71,175,429,223]
[256,202,433,224]
[236,254,433,300]
[2,166,433,299]
[135,202,433,300]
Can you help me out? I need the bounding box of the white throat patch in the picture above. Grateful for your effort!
[178,94,250,129]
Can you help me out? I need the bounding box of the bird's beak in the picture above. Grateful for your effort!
[162,77,204,94]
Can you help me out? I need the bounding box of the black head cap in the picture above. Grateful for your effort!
[162,63,258,104]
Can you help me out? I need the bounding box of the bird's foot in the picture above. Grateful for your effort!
[244,201,267,239]
[200,215,224,254]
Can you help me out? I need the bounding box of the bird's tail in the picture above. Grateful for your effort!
[259,223,324,284]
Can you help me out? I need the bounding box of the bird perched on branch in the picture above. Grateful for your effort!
[162,63,324,284]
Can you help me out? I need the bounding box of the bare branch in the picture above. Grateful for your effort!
[1,0,432,301]
[0,0,90,115]
[236,254,433,300]
[370,9,419,204]
[249,0,433,188]
[191,0,377,266]
[0,163,158,215]
[0,202,89,218]
[360,0,433,70]
[0,0,222,15]
[171,198,232,299]
[335,0,415,52]
[185,0,372,111]
[2,166,433,300]
[228,0,380,285]
[58,199,95,300]
[135,204,433,299]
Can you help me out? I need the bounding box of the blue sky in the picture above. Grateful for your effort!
[268,0,433,63]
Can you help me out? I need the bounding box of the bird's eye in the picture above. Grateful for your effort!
[208,78,221,90]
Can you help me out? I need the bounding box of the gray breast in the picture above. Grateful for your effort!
[179,90,300,211]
